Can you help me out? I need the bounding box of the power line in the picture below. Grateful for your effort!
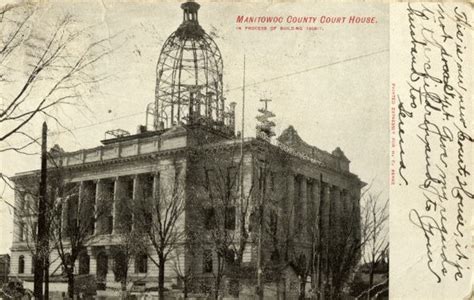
[4,48,388,147]
[225,48,388,92]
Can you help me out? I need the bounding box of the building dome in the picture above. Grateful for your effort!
[153,1,232,132]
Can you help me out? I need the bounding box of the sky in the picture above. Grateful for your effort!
[0,1,389,253]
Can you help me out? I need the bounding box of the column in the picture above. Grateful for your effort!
[300,176,307,233]
[78,181,85,208]
[61,195,68,235]
[353,188,361,242]
[342,189,349,215]
[311,180,322,296]
[106,246,114,283]
[132,175,140,230]
[331,186,341,238]
[287,174,295,235]
[112,177,120,234]
[153,172,160,201]
[312,180,321,229]
[321,184,331,242]
[321,183,331,286]
[92,180,99,235]
[88,247,96,275]
[95,179,104,235]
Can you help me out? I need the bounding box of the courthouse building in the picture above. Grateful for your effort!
[9,1,365,297]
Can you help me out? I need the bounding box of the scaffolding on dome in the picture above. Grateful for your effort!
[149,0,235,136]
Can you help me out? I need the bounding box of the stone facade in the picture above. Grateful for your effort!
[10,124,364,296]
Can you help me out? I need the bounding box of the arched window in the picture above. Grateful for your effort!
[135,253,147,274]
[18,255,25,274]
[79,252,90,275]
[96,252,108,281]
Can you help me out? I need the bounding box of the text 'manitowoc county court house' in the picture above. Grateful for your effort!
[10,1,365,297]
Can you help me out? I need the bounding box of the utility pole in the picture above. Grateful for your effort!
[317,174,324,300]
[34,122,48,299]
[255,99,275,300]
[240,54,246,237]
[256,165,265,300]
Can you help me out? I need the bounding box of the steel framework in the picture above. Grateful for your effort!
[152,1,232,133]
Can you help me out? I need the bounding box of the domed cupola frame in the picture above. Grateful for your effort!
[151,1,235,136]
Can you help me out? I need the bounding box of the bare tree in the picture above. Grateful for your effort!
[113,227,148,297]
[1,4,113,297]
[5,149,68,297]
[0,3,113,153]
[187,142,258,299]
[46,165,113,299]
[360,193,388,297]
[172,243,197,299]
[9,179,55,286]
[133,160,186,300]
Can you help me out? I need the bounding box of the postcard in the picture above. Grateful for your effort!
[0,1,471,299]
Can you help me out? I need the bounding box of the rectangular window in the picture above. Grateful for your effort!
[106,215,113,234]
[88,217,95,235]
[225,207,236,230]
[105,180,115,200]
[68,218,77,237]
[18,191,26,211]
[135,254,148,274]
[143,212,152,232]
[226,166,237,187]
[125,178,134,200]
[32,222,37,240]
[203,250,213,273]
[19,222,25,242]
[204,208,216,230]
[142,174,154,200]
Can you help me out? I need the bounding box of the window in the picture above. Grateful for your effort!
[143,212,152,232]
[79,252,90,275]
[204,208,216,230]
[114,251,127,282]
[18,191,26,211]
[142,174,154,200]
[68,218,77,237]
[135,254,148,274]
[226,166,237,187]
[224,248,235,265]
[96,252,108,281]
[125,178,134,200]
[249,210,258,232]
[88,217,95,235]
[225,207,236,230]
[18,255,25,274]
[203,250,213,273]
[32,222,37,240]
[106,215,113,234]
[105,180,115,201]
[18,222,25,242]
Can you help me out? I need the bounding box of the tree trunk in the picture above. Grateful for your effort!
[299,278,306,300]
[67,270,75,299]
[183,279,188,299]
[215,275,221,300]
[159,255,165,299]
[215,259,222,300]
[369,264,374,299]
